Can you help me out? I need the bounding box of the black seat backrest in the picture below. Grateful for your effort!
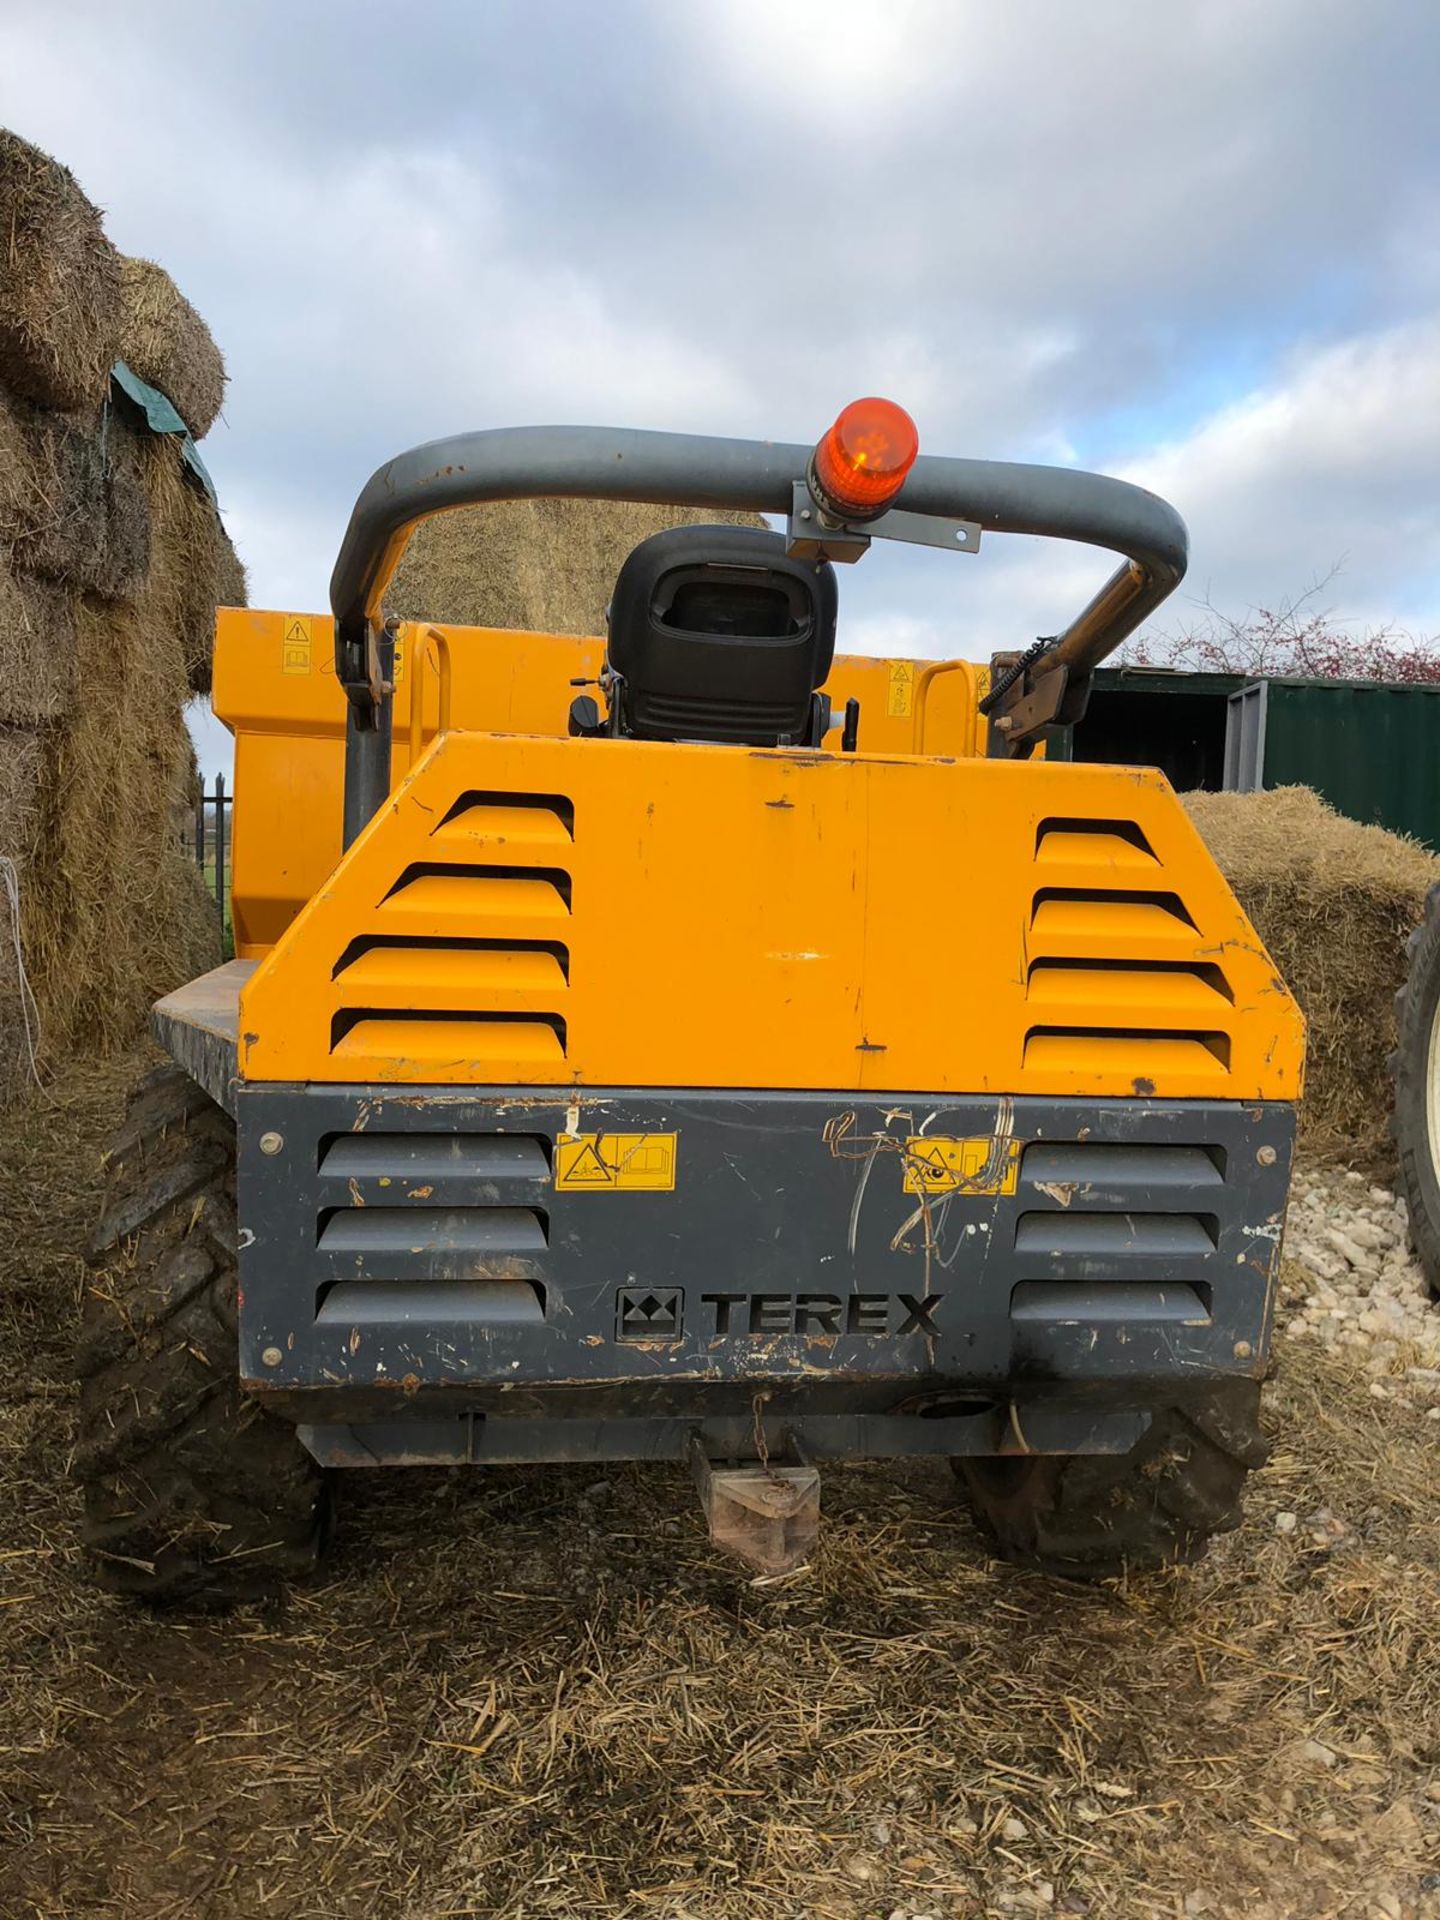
[605,525,837,746]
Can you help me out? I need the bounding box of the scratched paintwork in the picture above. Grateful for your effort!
[236,1083,1294,1448]
[233,731,1305,1102]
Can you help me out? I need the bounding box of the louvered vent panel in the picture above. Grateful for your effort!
[434,791,574,847]
[1034,817,1159,871]
[1022,1031,1229,1077]
[328,788,576,1072]
[314,1132,551,1326]
[1030,890,1195,942]
[1015,1211,1218,1256]
[1009,1136,1223,1331]
[335,942,568,1000]
[1026,835,1234,1086]
[380,867,571,920]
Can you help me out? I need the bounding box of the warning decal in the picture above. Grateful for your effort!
[555,1132,678,1193]
[887,658,914,718]
[281,615,313,676]
[902,1135,1021,1196]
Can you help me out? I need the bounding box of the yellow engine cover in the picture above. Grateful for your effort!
[238,728,1304,1102]
[214,610,988,956]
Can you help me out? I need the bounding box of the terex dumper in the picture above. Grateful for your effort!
[77,400,1304,1600]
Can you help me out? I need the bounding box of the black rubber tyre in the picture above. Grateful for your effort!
[1394,881,1440,1300]
[956,1387,1269,1579]
[75,1065,329,1604]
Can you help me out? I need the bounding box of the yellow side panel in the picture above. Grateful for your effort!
[238,730,1304,1102]
[213,610,987,958]
[215,610,605,955]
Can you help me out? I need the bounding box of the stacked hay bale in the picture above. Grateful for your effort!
[1184,787,1440,1168]
[0,130,244,1102]
[386,498,769,635]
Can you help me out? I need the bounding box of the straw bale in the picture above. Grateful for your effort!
[0,384,34,545]
[117,254,226,438]
[0,568,79,724]
[141,433,247,693]
[1184,785,1440,1165]
[9,396,150,602]
[0,722,46,862]
[8,401,104,584]
[0,131,120,412]
[386,498,770,635]
[93,404,151,601]
[23,593,218,1056]
[0,724,47,1104]
[0,138,231,1073]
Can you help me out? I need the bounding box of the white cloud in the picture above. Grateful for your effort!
[691,0,952,119]
[1,0,1436,770]
[1125,321,1440,634]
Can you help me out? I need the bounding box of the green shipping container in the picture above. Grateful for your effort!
[1064,669,1440,850]
[1227,677,1440,850]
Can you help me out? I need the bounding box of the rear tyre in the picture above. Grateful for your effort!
[75,1065,329,1604]
[956,1388,1269,1579]
[1393,882,1440,1300]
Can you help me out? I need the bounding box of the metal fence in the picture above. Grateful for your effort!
[191,771,232,917]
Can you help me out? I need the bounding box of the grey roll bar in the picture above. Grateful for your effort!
[329,424,1188,841]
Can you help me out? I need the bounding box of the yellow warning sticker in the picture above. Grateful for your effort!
[902,1136,1021,1196]
[281,614,313,676]
[887,658,914,718]
[555,1133,678,1192]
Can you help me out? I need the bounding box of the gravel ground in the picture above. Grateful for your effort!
[1282,1163,1440,1399]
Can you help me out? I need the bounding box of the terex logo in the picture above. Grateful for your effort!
[700,1291,943,1337]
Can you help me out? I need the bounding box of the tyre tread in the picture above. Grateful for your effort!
[958,1390,1266,1579]
[1392,885,1440,1299]
[75,1065,328,1604]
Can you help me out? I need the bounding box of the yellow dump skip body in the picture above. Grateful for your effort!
[218,609,1302,1106]
[193,604,1303,1455]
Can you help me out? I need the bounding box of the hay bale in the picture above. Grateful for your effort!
[8,394,150,601]
[0,724,47,863]
[0,136,231,1076]
[0,385,34,546]
[1184,786,1440,1166]
[23,595,218,1056]
[142,434,247,693]
[386,499,770,635]
[0,725,48,1106]
[0,132,120,412]
[117,255,226,439]
[95,405,151,601]
[0,568,79,724]
[7,399,104,583]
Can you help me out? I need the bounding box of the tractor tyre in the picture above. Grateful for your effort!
[75,1064,329,1604]
[956,1387,1269,1579]
[1394,882,1440,1300]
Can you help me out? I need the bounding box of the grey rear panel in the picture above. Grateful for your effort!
[236,1085,1292,1460]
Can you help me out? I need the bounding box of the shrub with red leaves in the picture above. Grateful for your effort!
[1125,585,1440,685]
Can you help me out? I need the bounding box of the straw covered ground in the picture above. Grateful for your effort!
[3,1052,1440,1920]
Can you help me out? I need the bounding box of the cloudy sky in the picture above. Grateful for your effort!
[3,0,1438,771]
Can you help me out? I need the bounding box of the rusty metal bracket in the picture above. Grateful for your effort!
[984,648,1092,758]
[688,1432,821,1575]
[989,659,1072,755]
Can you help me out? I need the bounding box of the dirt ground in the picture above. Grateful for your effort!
[3,1056,1440,1920]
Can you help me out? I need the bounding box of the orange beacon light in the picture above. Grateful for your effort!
[810,397,919,521]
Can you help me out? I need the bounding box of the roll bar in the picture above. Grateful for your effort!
[329,425,1188,841]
